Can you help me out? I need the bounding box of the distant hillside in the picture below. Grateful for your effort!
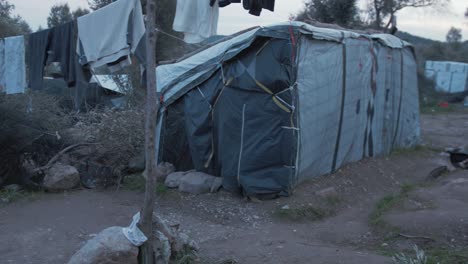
[395,31,439,46]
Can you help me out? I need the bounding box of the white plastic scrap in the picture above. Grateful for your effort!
[122,212,148,246]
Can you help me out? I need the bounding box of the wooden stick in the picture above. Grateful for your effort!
[398,233,435,241]
[139,0,159,262]
[33,143,98,173]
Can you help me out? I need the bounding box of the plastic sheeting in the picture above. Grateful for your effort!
[0,36,26,94]
[425,61,468,93]
[156,22,420,196]
[296,37,419,183]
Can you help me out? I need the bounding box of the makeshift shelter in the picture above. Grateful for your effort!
[155,22,420,197]
[425,60,468,93]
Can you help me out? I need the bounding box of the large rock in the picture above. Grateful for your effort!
[43,163,80,192]
[68,227,138,264]
[178,171,217,194]
[165,171,189,188]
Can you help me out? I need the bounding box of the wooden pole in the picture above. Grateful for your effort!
[139,0,158,263]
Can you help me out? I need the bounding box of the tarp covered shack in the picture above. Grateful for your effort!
[155,22,420,197]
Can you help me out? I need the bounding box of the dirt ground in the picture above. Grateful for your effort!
[1,111,468,264]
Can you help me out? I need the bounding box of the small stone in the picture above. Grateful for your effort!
[210,177,223,193]
[315,187,338,199]
[381,243,388,247]
[281,205,290,210]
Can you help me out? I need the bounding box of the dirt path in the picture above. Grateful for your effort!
[0,191,142,264]
[0,112,467,264]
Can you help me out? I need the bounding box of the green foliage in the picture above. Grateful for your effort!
[393,245,430,264]
[446,27,462,43]
[47,4,90,28]
[47,4,73,28]
[295,0,360,27]
[0,188,43,205]
[174,245,198,264]
[392,246,468,264]
[122,174,168,194]
[123,174,146,191]
[72,8,90,19]
[87,0,114,11]
[370,184,416,227]
[426,248,468,264]
[0,0,31,38]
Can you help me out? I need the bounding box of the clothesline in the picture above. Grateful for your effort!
[1,0,278,96]
[155,28,204,48]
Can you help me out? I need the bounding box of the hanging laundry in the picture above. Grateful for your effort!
[243,0,275,16]
[77,0,145,72]
[211,0,241,7]
[173,0,219,44]
[0,36,25,94]
[28,29,51,91]
[48,21,78,86]
[0,39,4,93]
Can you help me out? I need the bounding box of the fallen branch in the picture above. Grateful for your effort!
[398,233,435,241]
[33,143,99,173]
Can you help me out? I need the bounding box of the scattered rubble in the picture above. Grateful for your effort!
[152,213,199,261]
[43,163,80,192]
[67,226,138,264]
[68,214,199,264]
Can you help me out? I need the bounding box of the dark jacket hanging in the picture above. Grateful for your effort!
[28,29,51,90]
[243,0,275,16]
[48,21,78,87]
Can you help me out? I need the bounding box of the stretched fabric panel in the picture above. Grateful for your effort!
[333,38,373,169]
[393,48,420,147]
[296,39,344,181]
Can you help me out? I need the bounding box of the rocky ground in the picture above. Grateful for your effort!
[1,111,468,264]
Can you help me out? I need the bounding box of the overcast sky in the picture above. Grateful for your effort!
[10,0,468,41]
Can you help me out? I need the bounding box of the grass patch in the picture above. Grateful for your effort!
[274,205,331,222]
[122,174,147,191]
[370,184,417,227]
[390,246,468,264]
[391,145,441,156]
[426,248,468,264]
[156,184,168,194]
[122,174,168,195]
[325,196,342,206]
[421,104,458,114]
[0,188,43,206]
[173,245,198,264]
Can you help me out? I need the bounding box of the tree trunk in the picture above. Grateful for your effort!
[139,0,159,263]
[374,0,382,29]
